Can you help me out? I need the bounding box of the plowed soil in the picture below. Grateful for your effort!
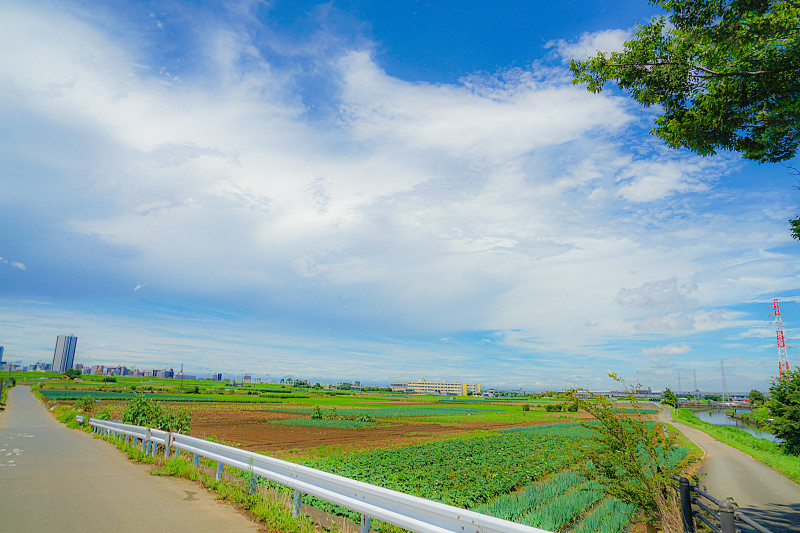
[81,401,592,456]
[182,404,592,455]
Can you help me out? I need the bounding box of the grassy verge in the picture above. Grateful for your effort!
[674,408,800,483]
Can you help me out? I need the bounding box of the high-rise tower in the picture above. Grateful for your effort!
[771,299,791,377]
[53,335,78,373]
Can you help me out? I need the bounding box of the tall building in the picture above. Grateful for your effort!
[52,335,78,373]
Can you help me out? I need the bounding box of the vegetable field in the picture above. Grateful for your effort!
[301,422,686,532]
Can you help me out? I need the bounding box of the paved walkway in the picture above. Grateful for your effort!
[658,406,800,533]
[0,386,262,532]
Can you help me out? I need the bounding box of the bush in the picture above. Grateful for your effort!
[122,395,191,432]
[96,407,113,420]
[311,405,323,419]
[522,404,531,412]
[768,368,800,455]
[73,395,95,413]
[566,402,579,412]
[545,404,563,412]
[102,376,116,383]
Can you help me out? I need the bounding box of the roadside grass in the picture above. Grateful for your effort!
[675,408,800,483]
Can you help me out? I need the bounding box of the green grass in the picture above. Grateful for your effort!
[271,418,377,429]
[675,408,800,483]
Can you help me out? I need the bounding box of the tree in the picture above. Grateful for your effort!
[63,368,81,380]
[749,388,766,405]
[662,387,678,407]
[571,0,800,164]
[569,377,683,531]
[767,368,800,455]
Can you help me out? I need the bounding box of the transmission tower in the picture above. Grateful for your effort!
[693,369,699,399]
[720,360,729,403]
[677,372,682,393]
[771,298,791,377]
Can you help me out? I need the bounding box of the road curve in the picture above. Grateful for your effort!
[0,386,261,533]
[658,406,800,533]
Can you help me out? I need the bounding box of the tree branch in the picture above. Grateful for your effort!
[606,61,800,77]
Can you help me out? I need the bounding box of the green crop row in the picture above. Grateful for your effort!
[270,418,377,429]
[266,406,493,418]
[476,469,584,521]
[500,422,598,439]
[302,432,587,511]
[570,498,637,533]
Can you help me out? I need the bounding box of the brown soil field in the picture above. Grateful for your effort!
[73,400,593,457]
[182,404,593,456]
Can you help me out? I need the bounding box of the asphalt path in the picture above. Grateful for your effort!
[658,406,800,533]
[0,386,261,532]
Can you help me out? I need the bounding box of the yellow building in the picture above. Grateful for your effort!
[403,378,481,396]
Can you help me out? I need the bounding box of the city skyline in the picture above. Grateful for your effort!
[1,0,798,392]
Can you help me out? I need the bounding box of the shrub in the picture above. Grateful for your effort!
[96,407,113,420]
[74,395,95,413]
[545,404,563,412]
[522,404,531,411]
[102,376,117,382]
[311,405,323,419]
[122,395,191,432]
[566,402,579,412]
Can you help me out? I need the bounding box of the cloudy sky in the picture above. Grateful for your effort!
[2,0,798,391]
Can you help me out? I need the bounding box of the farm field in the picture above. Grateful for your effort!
[29,372,680,532]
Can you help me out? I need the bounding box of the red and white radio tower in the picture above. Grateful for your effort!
[771,298,791,377]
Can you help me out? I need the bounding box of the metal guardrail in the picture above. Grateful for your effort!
[673,476,772,533]
[89,418,553,533]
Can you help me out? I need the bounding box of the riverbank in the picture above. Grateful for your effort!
[674,408,800,484]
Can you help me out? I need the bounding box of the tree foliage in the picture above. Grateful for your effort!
[63,368,81,380]
[662,387,678,407]
[122,395,191,433]
[749,388,766,405]
[767,368,800,454]
[571,0,800,163]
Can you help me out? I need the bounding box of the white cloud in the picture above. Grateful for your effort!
[643,342,691,356]
[547,29,631,62]
[10,261,26,270]
[1,2,798,389]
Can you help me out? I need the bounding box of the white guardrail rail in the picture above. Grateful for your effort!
[89,418,553,533]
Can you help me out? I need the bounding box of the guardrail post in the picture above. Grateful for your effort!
[718,500,735,533]
[193,453,199,468]
[679,477,695,533]
[143,428,150,453]
[361,514,371,533]
[249,474,258,494]
[215,461,223,481]
[164,432,172,458]
[125,435,129,445]
[292,490,302,518]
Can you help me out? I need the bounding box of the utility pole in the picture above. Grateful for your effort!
[720,360,729,403]
[771,298,791,377]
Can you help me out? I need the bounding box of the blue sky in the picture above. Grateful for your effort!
[2,0,798,391]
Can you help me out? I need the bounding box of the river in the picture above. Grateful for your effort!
[692,409,782,442]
